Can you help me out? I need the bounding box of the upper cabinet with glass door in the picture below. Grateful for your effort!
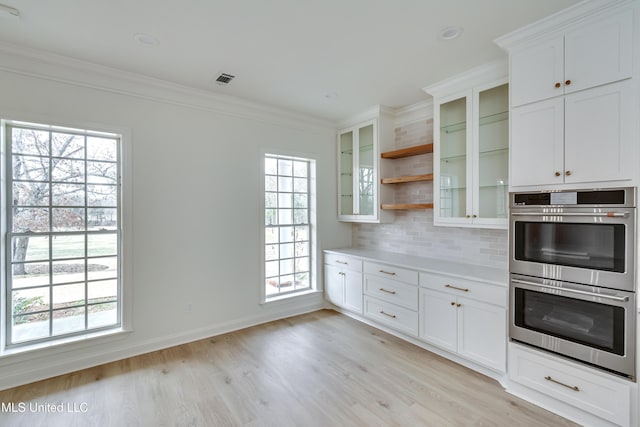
[425,60,509,229]
[337,107,393,222]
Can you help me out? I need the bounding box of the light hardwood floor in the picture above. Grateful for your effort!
[0,310,578,426]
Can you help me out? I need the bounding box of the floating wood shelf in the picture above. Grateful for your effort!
[380,143,433,159]
[381,173,433,184]
[381,203,434,210]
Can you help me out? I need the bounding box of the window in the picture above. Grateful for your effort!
[264,154,315,299]
[3,121,122,347]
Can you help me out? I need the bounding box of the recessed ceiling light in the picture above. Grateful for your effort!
[439,26,464,40]
[0,3,20,18]
[134,33,159,47]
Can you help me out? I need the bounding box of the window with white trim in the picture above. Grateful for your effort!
[3,121,122,347]
[264,154,314,299]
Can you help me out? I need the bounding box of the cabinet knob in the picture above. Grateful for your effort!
[450,301,456,306]
[565,170,572,176]
[554,82,561,88]
[565,79,571,85]
[554,171,561,177]
[472,214,477,218]
[456,303,462,308]
[466,215,471,218]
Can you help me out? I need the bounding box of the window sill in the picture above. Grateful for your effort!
[0,328,133,363]
[262,289,323,305]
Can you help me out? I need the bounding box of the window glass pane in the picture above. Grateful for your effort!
[88,208,118,230]
[87,137,117,161]
[265,260,279,277]
[52,307,86,335]
[52,235,85,259]
[295,273,309,289]
[88,279,118,304]
[52,208,85,231]
[87,185,117,207]
[294,178,307,193]
[265,227,278,244]
[293,193,307,208]
[294,242,309,257]
[12,235,49,262]
[295,257,310,273]
[13,313,50,343]
[265,157,277,175]
[51,133,84,159]
[293,161,308,177]
[87,161,117,184]
[52,183,85,206]
[293,209,308,225]
[278,193,292,208]
[87,256,118,281]
[278,209,292,225]
[12,288,49,315]
[88,303,117,328]
[295,226,309,242]
[265,244,278,261]
[13,182,50,206]
[13,155,49,181]
[278,159,292,176]
[265,175,277,191]
[279,226,294,243]
[278,176,292,192]
[53,283,85,308]
[13,208,49,232]
[51,159,84,182]
[279,243,294,259]
[12,128,49,156]
[11,262,50,288]
[265,192,277,208]
[265,209,276,226]
[88,233,118,257]
[52,259,85,284]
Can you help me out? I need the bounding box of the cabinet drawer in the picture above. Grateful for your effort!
[364,275,418,310]
[364,261,418,285]
[509,345,630,426]
[324,253,362,271]
[419,272,506,307]
[364,296,418,337]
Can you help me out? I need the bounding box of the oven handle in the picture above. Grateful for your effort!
[511,279,630,302]
[511,212,628,218]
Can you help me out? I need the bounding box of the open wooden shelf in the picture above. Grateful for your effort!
[381,143,433,159]
[381,173,433,184]
[381,203,434,210]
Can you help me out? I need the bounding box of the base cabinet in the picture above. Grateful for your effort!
[324,254,363,314]
[509,344,631,427]
[419,272,507,372]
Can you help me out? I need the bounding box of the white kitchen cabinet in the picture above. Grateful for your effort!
[419,272,507,372]
[424,61,509,229]
[510,10,633,108]
[324,253,363,314]
[511,74,635,187]
[337,107,393,223]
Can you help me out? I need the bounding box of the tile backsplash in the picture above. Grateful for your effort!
[352,118,509,269]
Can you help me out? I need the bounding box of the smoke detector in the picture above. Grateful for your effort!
[214,73,235,86]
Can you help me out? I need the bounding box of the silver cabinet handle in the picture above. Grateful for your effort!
[336,260,348,265]
[545,376,580,392]
[511,278,629,302]
[379,288,396,295]
[445,284,469,292]
[379,310,396,318]
[511,212,628,218]
[379,270,396,276]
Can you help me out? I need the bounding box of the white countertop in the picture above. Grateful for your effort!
[324,247,508,287]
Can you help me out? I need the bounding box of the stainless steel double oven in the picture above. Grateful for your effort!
[509,188,636,379]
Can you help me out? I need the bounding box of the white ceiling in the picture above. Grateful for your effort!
[0,0,580,122]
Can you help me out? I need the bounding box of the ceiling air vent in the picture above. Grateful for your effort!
[215,73,235,86]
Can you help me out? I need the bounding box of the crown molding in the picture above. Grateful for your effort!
[494,0,636,51]
[0,41,335,134]
[423,58,508,98]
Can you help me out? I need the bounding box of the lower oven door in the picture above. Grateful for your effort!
[510,273,636,379]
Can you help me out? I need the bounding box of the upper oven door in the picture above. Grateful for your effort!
[510,207,635,291]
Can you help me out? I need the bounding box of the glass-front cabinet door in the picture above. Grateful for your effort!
[337,119,381,222]
[474,83,509,225]
[438,95,470,222]
[431,76,509,229]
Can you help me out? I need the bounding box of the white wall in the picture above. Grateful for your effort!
[0,47,351,389]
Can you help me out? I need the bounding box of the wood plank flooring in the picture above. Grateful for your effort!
[0,310,578,426]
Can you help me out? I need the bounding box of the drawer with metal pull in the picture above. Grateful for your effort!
[324,253,362,271]
[364,275,418,310]
[364,261,418,285]
[419,272,506,307]
[364,296,418,337]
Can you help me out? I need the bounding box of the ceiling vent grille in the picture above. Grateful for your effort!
[215,73,235,86]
